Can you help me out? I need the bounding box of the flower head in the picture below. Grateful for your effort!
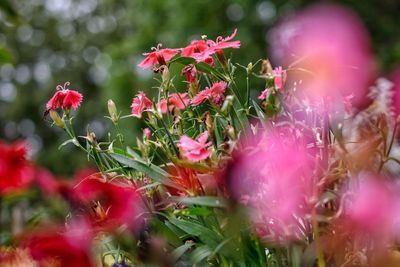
[192,81,227,106]
[272,66,286,90]
[207,28,241,51]
[258,88,270,100]
[46,82,83,111]
[138,45,179,69]
[177,131,211,162]
[0,141,33,195]
[131,91,153,118]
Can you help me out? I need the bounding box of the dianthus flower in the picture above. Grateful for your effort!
[157,93,190,114]
[46,82,83,111]
[137,45,179,69]
[0,140,33,194]
[131,91,153,118]
[191,81,227,106]
[177,131,211,162]
[272,66,286,90]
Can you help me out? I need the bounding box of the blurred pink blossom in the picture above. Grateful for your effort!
[229,132,315,243]
[268,4,375,107]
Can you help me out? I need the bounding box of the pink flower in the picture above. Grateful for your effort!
[131,91,153,118]
[158,93,190,114]
[229,132,315,243]
[192,81,227,106]
[181,29,240,63]
[177,131,211,162]
[207,28,241,51]
[268,4,375,106]
[138,46,179,69]
[258,88,270,100]
[168,93,190,110]
[46,82,83,111]
[342,177,400,239]
[272,67,286,90]
[143,128,151,139]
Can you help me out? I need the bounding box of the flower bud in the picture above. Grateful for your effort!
[246,62,253,75]
[161,65,170,84]
[49,110,65,128]
[203,111,214,136]
[221,95,234,115]
[260,59,273,76]
[107,99,118,124]
[226,125,236,140]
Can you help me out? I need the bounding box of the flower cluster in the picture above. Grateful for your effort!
[2,4,400,267]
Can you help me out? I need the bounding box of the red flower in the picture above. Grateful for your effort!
[191,81,227,106]
[177,131,211,162]
[71,174,144,231]
[181,64,197,84]
[24,222,94,267]
[131,91,153,118]
[180,29,239,64]
[46,82,83,111]
[138,46,179,69]
[0,140,33,195]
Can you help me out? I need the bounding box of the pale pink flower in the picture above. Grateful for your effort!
[258,88,270,100]
[131,91,153,118]
[177,131,211,162]
[268,4,375,106]
[143,128,151,139]
[192,81,227,106]
[343,177,400,239]
[138,47,179,69]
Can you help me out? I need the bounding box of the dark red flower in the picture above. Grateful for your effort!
[71,173,144,231]
[46,82,83,111]
[138,46,179,69]
[0,140,33,195]
[25,222,94,267]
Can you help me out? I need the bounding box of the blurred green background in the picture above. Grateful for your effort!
[0,0,399,176]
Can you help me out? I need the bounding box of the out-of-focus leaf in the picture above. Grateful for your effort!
[169,56,196,65]
[172,242,194,260]
[168,217,221,249]
[176,196,226,208]
[190,245,213,264]
[175,207,212,216]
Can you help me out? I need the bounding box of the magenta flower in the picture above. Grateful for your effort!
[177,131,211,162]
[131,91,153,118]
[46,82,83,111]
[138,47,179,69]
[272,67,286,90]
[258,88,270,100]
[191,81,227,106]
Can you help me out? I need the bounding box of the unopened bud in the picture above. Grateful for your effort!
[221,95,234,115]
[107,99,118,124]
[49,110,65,128]
[226,125,236,140]
[87,132,97,145]
[161,65,170,84]
[246,62,253,75]
[203,111,213,136]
